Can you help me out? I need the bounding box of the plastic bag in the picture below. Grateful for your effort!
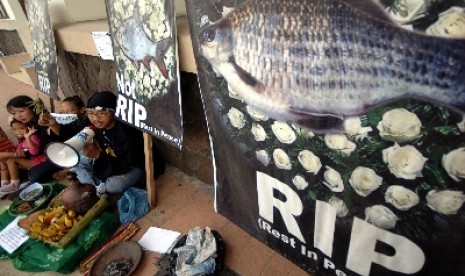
[117,187,150,224]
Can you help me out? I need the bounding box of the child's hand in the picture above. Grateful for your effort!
[38,112,57,127]
[83,142,100,159]
[24,126,37,138]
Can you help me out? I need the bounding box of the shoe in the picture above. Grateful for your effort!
[96,182,107,197]
[0,183,19,193]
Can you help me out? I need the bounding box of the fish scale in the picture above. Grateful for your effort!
[199,0,465,130]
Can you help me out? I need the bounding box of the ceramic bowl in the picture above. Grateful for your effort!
[19,183,43,202]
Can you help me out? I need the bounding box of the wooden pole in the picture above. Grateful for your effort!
[144,132,156,207]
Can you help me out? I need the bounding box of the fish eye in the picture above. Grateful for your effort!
[201,28,216,43]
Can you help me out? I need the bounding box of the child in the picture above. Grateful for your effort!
[48,96,97,184]
[81,91,145,196]
[0,119,47,192]
[6,95,57,184]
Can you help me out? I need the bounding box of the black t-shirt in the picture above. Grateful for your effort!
[92,121,144,180]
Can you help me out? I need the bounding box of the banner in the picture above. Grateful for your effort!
[106,0,183,148]
[25,0,59,99]
[186,0,465,274]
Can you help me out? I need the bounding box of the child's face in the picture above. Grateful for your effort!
[12,122,28,138]
[8,107,35,124]
[60,102,85,115]
[86,110,116,129]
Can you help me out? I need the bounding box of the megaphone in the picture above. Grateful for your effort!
[45,126,97,168]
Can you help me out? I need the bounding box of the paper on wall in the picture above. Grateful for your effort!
[92,32,114,60]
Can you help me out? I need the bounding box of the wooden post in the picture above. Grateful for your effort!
[144,132,156,207]
[48,96,55,112]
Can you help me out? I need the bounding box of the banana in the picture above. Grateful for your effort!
[42,228,57,237]
[64,214,73,228]
[54,222,67,230]
[67,210,76,219]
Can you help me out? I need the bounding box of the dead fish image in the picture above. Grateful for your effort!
[199,0,465,132]
[115,9,173,78]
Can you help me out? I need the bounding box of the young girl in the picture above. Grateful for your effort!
[0,119,47,192]
[6,95,58,183]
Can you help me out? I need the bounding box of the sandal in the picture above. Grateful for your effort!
[0,183,19,193]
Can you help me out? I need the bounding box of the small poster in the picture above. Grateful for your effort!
[186,0,465,275]
[106,0,183,148]
[25,0,59,99]
[92,32,114,60]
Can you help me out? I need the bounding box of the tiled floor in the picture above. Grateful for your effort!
[0,69,308,275]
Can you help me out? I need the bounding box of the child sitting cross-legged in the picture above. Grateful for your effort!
[82,91,145,196]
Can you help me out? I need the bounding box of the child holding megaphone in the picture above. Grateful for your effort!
[40,92,145,196]
[40,96,97,185]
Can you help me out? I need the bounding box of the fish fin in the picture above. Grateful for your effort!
[143,56,152,71]
[290,108,345,134]
[154,56,168,78]
[156,38,174,57]
[230,57,266,94]
[340,0,397,26]
[154,38,173,78]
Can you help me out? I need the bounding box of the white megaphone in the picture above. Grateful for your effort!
[45,126,97,168]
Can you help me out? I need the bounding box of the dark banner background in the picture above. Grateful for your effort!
[106,0,183,148]
[25,0,59,99]
[186,0,465,275]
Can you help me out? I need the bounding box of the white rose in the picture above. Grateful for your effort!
[442,147,465,182]
[377,108,422,143]
[227,107,246,129]
[273,149,292,170]
[365,205,399,230]
[457,116,465,132]
[385,185,419,211]
[256,150,270,166]
[292,123,315,138]
[329,196,349,218]
[227,84,242,100]
[382,143,428,180]
[344,117,372,141]
[349,167,383,197]
[143,75,151,88]
[222,6,234,16]
[426,190,465,215]
[251,123,267,141]
[271,121,296,144]
[323,166,344,192]
[246,106,268,121]
[324,134,356,155]
[292,175,308,190]
[297,150,322,175]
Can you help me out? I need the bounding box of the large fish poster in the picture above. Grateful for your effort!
[186,0,465,275]
[106,0,183,148]
[25,0,59,99]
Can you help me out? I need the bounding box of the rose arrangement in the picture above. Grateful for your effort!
[215,84,465,237]
[107,0,175,102]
